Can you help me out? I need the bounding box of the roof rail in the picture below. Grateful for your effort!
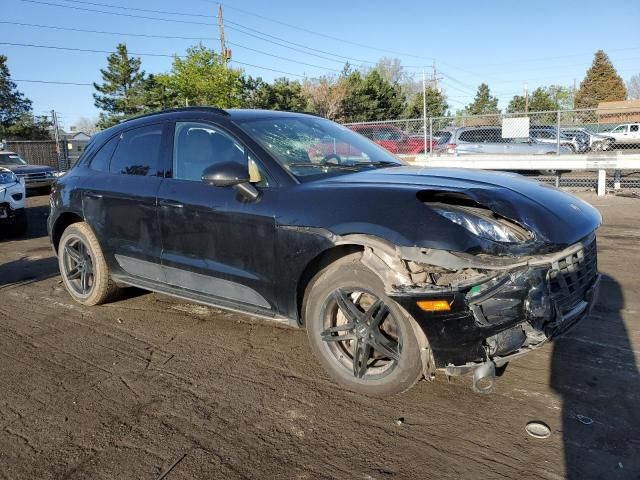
[119,106,229,124]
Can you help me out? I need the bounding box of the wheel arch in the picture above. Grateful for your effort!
[52,211,84,253]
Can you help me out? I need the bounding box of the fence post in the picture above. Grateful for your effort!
[428,117,433,156]
[614,169,621,190]
[422,70,427,159]
[597,169,606,196]
[556,110,560,155]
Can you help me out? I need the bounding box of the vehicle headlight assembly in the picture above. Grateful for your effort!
[432,206,531,243]
[0,169,18,185]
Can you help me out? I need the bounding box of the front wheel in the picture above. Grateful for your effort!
[304,254,424,396]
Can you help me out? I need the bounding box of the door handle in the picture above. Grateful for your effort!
[159,199,184,208]
[85,192,103,199]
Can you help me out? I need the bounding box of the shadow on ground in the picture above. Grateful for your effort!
[551,273,640,478]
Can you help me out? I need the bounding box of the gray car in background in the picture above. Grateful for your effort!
[561,128,615,151]
[435,126,571,155]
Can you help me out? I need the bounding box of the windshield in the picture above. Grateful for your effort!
[0,153,27,166]
[236,116,402,179]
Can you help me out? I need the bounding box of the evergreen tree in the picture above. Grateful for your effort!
[507,87,559,113]
[0,55,33,128]
[0,55,50,139]
[575,50,626,109]
[341,70,405,122]
[93,43,147,127]
[404,87,448,118]
[464,83,499,115]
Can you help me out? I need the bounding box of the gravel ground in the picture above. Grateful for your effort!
[0,192,639,480]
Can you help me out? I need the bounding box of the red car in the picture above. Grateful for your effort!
[349,124,436,154]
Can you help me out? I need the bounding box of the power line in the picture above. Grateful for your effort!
[16,79,93,86]
[58,0,435,62]
[17,0,425,69]
[215,1,434,61]
[1,20,343,73]
[0,20,216,41]
[0,42,309,78]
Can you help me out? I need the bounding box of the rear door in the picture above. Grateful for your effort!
[630,124,640,143]
[156,120,279,315]
[82,123,168,280]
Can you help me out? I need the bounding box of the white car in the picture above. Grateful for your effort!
[607,123,640,145]
[0,167,27,236]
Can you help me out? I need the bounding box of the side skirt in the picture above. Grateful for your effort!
[112,274,293,326]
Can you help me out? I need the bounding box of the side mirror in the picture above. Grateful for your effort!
[201,161,260,201]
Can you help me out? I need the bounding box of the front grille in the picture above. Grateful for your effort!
[17,172,47,181]
[548,239,598,313]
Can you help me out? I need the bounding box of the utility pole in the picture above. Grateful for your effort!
[524,83,529,113]
[217,4,232,65]
[51,110,62,170]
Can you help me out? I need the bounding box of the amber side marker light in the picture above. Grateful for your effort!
[416,299,451,312]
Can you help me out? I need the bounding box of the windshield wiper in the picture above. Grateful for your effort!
[351,161,400,168]
[287,163,360,171]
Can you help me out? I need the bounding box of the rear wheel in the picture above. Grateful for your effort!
[304,254,424,396]
[58,222,120,305]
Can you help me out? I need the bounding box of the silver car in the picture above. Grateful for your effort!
[436,126,571,155]
[529,126,589,153]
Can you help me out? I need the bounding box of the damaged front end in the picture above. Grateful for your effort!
[356,229,600,393]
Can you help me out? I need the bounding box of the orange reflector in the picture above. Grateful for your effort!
[416,299,451,312]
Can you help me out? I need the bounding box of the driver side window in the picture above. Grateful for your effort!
[173,122,245,182]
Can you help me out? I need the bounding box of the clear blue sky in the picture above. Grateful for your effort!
[3,0,639,128]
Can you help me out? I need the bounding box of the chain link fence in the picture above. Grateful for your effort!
[343,106,640,196]
[344,106,640,156]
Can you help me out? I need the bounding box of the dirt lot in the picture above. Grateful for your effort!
[0,193,639,480]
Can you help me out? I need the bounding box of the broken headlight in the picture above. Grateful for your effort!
[432,206,530,243]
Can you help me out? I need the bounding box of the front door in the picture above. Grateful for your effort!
[156,121,279,315]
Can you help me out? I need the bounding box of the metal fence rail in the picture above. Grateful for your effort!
[405,153,640,196]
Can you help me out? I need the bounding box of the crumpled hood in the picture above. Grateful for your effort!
[319,166,601,247]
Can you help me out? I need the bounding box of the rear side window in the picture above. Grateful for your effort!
[89,136,119,172]
[110,124,164,176]
[631,125,639,132]
[459,130,478,142]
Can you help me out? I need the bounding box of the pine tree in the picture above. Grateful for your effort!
[93,43,147,127]
[0,55,33,128]
[464,84,499,115]
[575,50,626,109]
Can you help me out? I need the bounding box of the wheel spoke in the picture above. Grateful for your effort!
[352,338,372,378]
[370,331,400,362]
[66,268,81,280]
[370,302,389,328]
[322,333,357,343]
[80,268,91,293]
[363,299,385,326]
[64,245,81,263]
[333,289,362,323]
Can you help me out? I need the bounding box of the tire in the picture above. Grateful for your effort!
[58,222,120,306]
[304,253,424,396]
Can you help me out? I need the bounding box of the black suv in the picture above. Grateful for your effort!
[48,108,601,395]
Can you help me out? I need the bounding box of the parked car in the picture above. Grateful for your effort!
[0,151,59,192]
[435,126,571,155]
[348,124,436,154]
[0,167,27,236]
[49,108,601,396]
[561,128,615,151]
[605,123,640,145]
[529,126,589,153]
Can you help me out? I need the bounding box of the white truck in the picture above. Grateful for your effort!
[0,167,27,236]
[607,123,640,145]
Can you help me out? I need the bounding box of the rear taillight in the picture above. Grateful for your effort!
[446,143,457,154]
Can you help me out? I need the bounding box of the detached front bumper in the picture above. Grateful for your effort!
[390,234,600,371]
